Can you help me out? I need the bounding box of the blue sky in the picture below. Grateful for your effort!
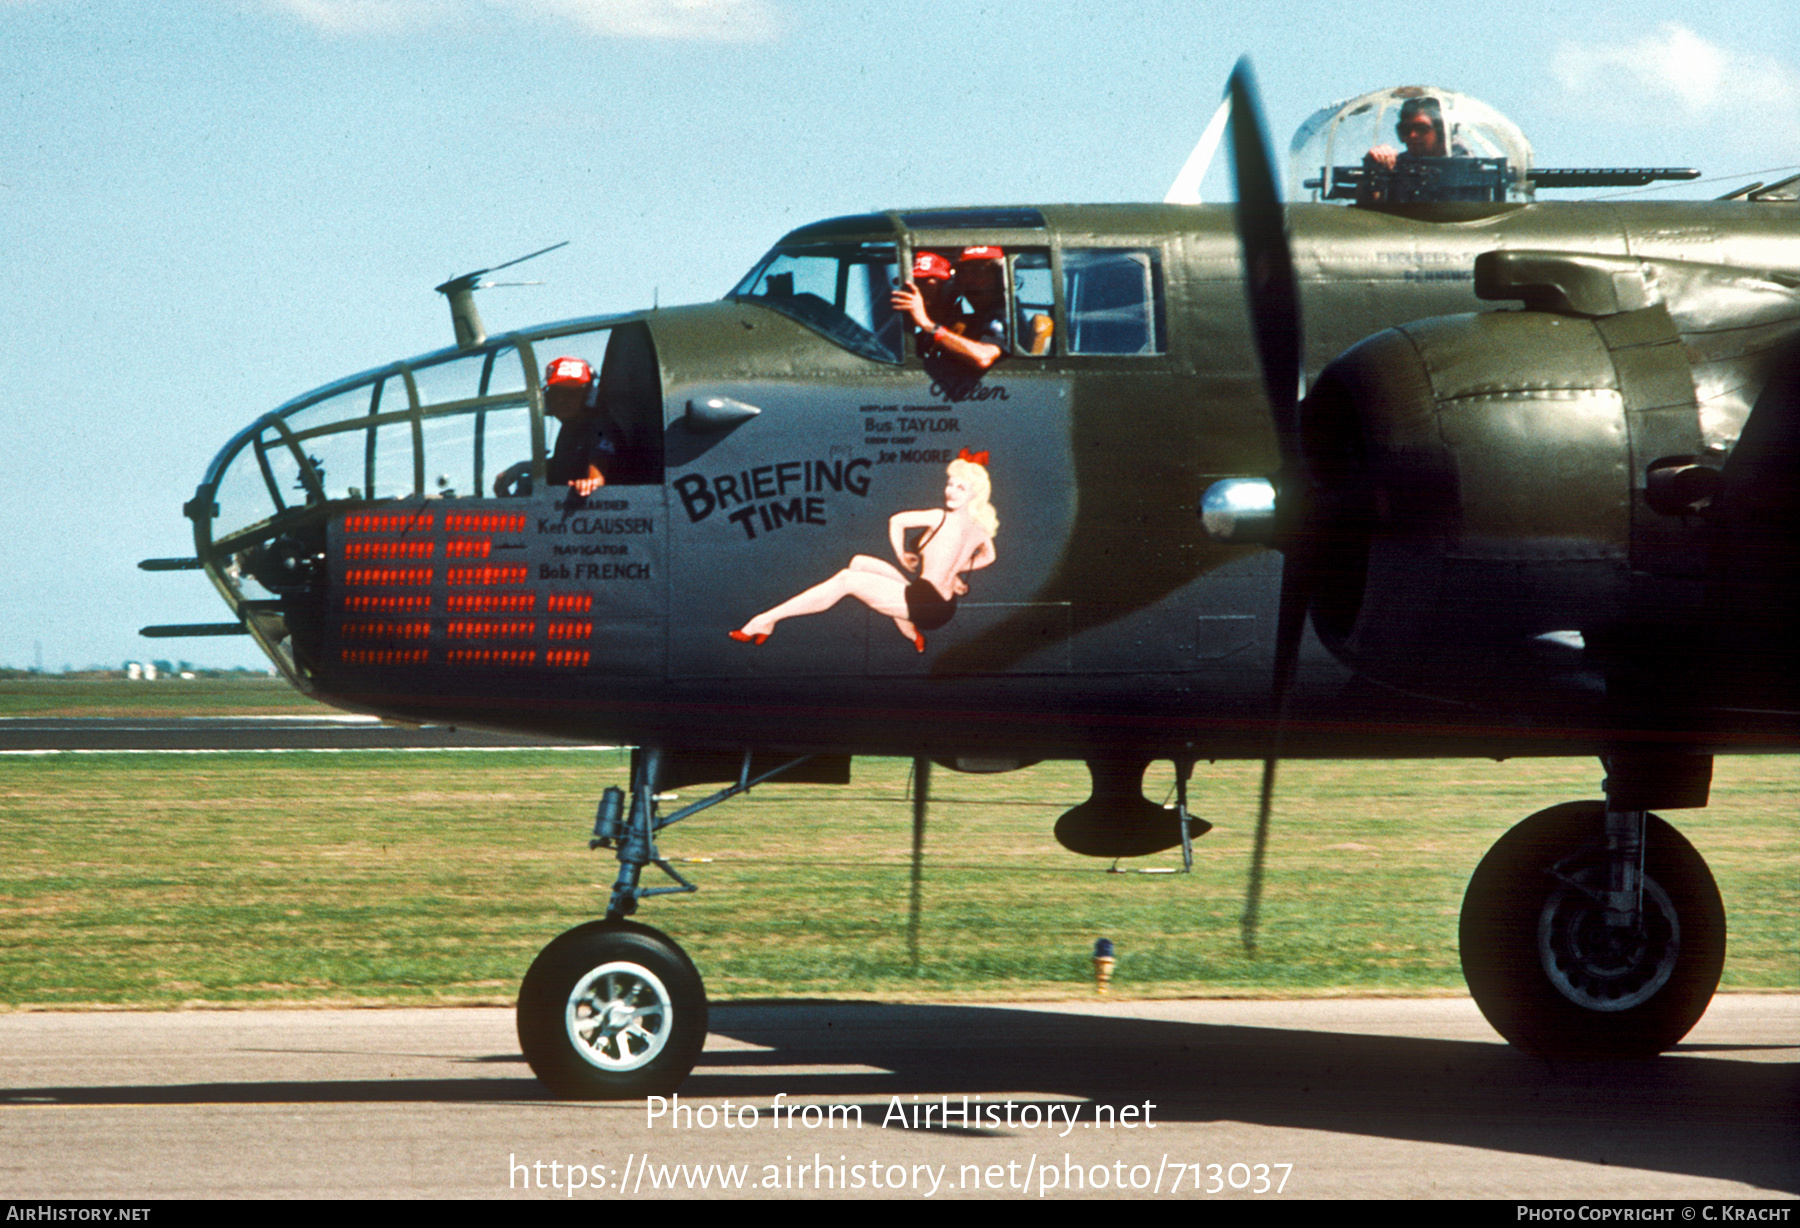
[3,0,1796,670]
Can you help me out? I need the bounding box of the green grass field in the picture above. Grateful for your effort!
[0,675,324,718]
[3,743,1794,1009]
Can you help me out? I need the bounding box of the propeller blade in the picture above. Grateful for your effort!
[908,757,931,970]
[1244,534,1315,953]
[1225,57,1311,955]
[1227,54,1315,704]
[1226,57,1303,436]
[1242,526,1327,954]
[1269,523,1316,699]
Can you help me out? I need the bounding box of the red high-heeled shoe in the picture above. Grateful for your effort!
[728,629,769,645]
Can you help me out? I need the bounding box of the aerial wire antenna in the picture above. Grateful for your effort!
[435,240,570,348]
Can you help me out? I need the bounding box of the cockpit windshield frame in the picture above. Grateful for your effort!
[727,240,903,364]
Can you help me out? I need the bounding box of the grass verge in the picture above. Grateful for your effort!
[3,751,1793,1008]
[0,676,327,718]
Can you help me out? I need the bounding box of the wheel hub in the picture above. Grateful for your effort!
[567,961,674,1071]
[1538,872,1680,1012]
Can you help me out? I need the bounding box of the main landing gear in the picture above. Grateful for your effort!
[1458,756,1727,1059]
[517,747,812,1098]
[518,919,707,1098]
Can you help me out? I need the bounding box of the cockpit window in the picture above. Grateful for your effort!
[198,322,669,572]
[199,343,539,554]
[1289,86,1534,206]
[729,243,901,363]
[271,348,533,506]
[1012,251,1055,358]
[409,348,528,407]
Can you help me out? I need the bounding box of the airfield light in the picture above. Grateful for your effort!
[1093,938,1116,995]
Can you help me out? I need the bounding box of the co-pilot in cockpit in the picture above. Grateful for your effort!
[1289,85,1535,207]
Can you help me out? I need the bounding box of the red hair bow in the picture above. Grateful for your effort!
[957,448,990,466]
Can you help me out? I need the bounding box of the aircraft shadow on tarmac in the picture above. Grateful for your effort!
[4,1003,1793,1193]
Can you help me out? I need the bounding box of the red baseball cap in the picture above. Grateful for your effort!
[911,251,954,282]
[544,356,593,388]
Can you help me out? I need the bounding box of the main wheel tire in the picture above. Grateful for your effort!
[517,920,708,1098]
[1460,802,1725,1058]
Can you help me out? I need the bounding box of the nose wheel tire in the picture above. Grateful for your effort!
[518,920,708,1098]
[1460,802,1725,1058]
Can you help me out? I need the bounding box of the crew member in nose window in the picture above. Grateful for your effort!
[543,356,617,497]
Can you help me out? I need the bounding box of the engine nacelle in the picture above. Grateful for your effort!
[1300,304,1706,700]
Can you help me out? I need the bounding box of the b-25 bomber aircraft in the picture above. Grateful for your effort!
[145,64,1799,1098]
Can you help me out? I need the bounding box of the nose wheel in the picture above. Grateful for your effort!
[1459,802,1725,1058]
[518,920,708,1098]
[517,749,819,1097]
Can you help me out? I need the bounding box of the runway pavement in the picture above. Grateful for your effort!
[0,716,598,752]
[1,995,1793,1200]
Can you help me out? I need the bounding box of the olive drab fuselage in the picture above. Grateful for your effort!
[188,199,1800,763]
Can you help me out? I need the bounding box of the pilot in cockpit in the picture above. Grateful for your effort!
[891,247,1007,372]
[952,246,1009,362]
[543,355,618,497]
[892,250,957,355]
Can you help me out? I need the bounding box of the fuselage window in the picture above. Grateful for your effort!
[1063,248,1165,355]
